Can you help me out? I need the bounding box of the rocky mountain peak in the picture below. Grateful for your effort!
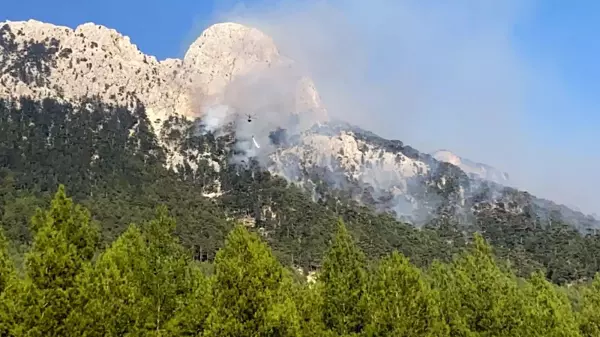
[0,19,327,136]
[183,22,280,98]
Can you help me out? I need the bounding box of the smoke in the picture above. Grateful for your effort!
[201,104,231,134]
[198,0,600,217]
[196,61,322,166]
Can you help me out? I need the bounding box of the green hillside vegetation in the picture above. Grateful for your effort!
[1,96,600,288]
[0,186,599,336]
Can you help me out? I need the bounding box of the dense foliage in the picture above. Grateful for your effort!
[1,96,600,288]
[0,186,599,336]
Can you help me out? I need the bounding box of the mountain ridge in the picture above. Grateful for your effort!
[0,19,327,137]
[0,18,598,234]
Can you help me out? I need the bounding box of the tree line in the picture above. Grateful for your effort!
[1,186,600,336]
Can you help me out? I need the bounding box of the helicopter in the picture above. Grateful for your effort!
[235,112,261,148]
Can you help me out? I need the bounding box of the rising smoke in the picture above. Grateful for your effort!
[181,0,600,223]
[195,60,324,167]
[195,0,600,218]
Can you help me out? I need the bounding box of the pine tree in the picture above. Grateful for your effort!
[67,206,200,336]
[430,233,527,336]
[12,185,99,337]
[138,206,195,335]
[204,224,301,337]
[319,218,368,336]
[364,251,448,337]
[292,281,333,337]
[579,273,600,337]
[0,227,18,335]
[0,228,15,294]
[519,271,580,337]
[427,261,473,336]
[65,224,149,336]
[164,263,213,336]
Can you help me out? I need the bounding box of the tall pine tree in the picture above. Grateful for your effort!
[430,233,527,336]
[319,218,368,336]
[579,273,600,336]
[65,224,150,336]
[519,271,580,337]
[12,185,99,336]
[0,227,18,335]
[67,206,200,336]
[291,281,332,337]
[364,251,448,336]
[204,224,301,337]
[164,262,212,336]
[0,227,15,294]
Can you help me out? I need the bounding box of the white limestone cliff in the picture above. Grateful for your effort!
[267,129,433,218]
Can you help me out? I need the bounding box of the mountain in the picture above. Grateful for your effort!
[2,18,600,285]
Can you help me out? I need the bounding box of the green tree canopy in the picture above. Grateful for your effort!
[430,234,528,336]
[519,271,580,337]
[204,224,301,337]
[319,218,368,336]
[364,251,448,337]
[13,185,100,336]
[579,273,600,337]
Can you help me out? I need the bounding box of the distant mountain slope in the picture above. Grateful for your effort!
[263,122,598,231]
[1,18,596,228]
[431,149,510,184]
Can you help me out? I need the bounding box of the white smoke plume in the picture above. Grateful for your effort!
[196,59,327,167]
[201,104,232,134]
[195,0,600,218]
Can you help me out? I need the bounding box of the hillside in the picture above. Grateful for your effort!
[0,18,600,287]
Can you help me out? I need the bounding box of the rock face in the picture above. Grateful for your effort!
[183,22,280,99]
[0,20,328,135]
[259,122,598,230]
[431,149,510,185]
[260,122,467,223]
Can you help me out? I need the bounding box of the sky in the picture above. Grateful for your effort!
[2,0,599,215]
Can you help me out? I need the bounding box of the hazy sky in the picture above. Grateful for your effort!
[2,0,599,215]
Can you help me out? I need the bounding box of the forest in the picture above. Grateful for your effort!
[0,97,600,285]
[1,96,600,289]
[1,185,600,336]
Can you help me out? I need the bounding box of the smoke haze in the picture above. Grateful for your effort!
[194,0,599,217]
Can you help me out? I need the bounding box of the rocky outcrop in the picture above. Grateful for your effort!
[264,123,451,221]
[431,149,510,184]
